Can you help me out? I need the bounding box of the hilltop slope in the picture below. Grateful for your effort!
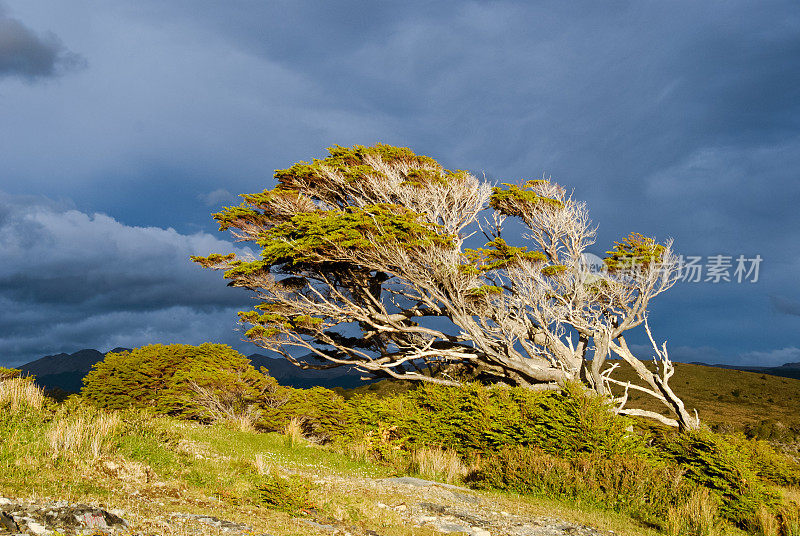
[613,362,800,438]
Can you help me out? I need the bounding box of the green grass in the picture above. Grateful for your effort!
[4,368,800,536]
[184,423,391,478]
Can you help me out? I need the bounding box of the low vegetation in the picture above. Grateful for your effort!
[2,344,800,536]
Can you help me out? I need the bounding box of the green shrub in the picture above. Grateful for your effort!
[745,419,793,442]
[725,434,800,487]
[82,343,274,423]
[345,382,647,459]
[659,428,781,525]
[253,472,313,514]
[468,446,693,528]
[274,387,349,441]
[0,366,20,381]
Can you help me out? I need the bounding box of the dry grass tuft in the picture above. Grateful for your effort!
[410,446,467,484]
[665,488,724,536]
[780,500,800,536]
[345,438,371,463]
[47,411,122,461]
[0,376,45,411]
[253,453,270,475]
[751,504,781,536]
[284,416,304,447]
[227,409,259,433]
[188,380,261,432]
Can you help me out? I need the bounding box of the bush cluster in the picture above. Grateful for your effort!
[467,446,693,527]
[73,344,800,534]
[346,382,647,458]
[253,473,314,514]
[82,343,278,425]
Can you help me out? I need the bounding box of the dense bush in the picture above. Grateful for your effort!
[340,381,799,533]
[346,382,647,459]
[467,446,694,528]
[70,350,800,534]
[253,472,314,514]
[659,429,783,525]
[725,434,800,487]
[82,344,275,424]
[280,387,349,440]
[0,366,20,381]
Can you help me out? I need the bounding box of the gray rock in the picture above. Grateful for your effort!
[299,518,338,532]
[0,511,19,532]
[382,476,470,491]
[0,500,128,535]
[171,513,254,533]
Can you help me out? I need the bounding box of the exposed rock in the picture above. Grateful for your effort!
[381,476,470,491]
[0,511,18,532]
[370,478,612,536]
[299,518,339,532]
[171,512,261,534]
[0,498,128,535]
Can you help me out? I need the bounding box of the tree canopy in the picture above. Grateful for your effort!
[82,343,275,421]
[193,144,698,430]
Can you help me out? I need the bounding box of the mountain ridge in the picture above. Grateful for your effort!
[16,348,374,392]
[689,361,800,380]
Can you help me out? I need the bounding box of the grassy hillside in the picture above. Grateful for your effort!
[0,377,665,536]
[611,363,800,441]
[3,357,800,536]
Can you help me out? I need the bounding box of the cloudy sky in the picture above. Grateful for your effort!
[1,1,798,367]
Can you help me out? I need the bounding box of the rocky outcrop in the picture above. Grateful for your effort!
[0,497,128,535]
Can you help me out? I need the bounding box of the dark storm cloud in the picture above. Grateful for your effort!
[0,4,84,79]
[0,0,798,366]
[0,192,253,366]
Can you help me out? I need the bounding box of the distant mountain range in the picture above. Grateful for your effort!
[17,348,375,393]
[17,347,800,394]
[689,361,800,381]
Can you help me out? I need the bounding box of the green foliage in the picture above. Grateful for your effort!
[541,264,568,277]
[274,143,442,191]
[81,343,272,421]
[463,237,547,273]
[659,428,782,525]
[745,419,795,442]
[725,434,800,487]
[345,383,646,459]
[0,366,20,380]
[247,203,453,268]
[466,285,504,297]
[488,181,563,219]
[253,472,314,514]
[338,381,800,531]
[604,232,666,272]
[468,446,694,529]
[272,386,350,441]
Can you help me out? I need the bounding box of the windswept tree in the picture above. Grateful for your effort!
[193,144,699,430]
